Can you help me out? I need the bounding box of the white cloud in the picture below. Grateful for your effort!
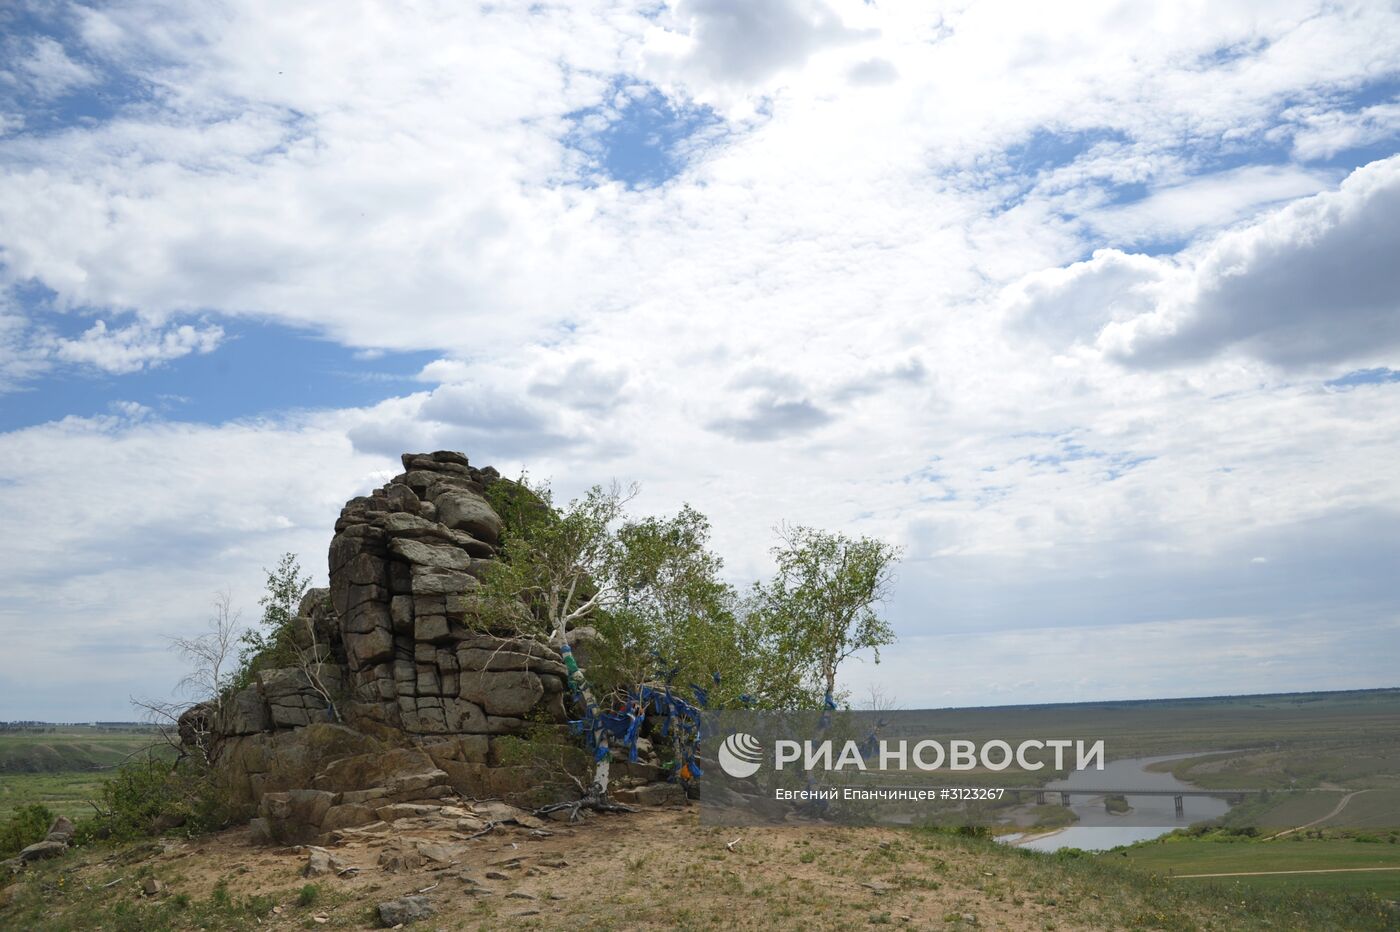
[0,411,391,720]
[650,0,876,87]
[49,319,224,374]
[108,399,152,420]
[1008,157,1400,369]
[1097,156,1400,368]
[1006,249,1173,345]
[1288,98,1400,161]
[8,36,98,99]
[0,306,51,390]
[4,0,1394,362]
[0,307,225,389]
[846,58,898,87]
[1,1,1399,714]
[1086,164,1333,247]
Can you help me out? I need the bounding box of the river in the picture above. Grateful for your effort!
[1004,751,1234,852]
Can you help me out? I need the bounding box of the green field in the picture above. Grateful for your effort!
[1327,791,1400,829]
[0,729,159,771]
[1108,836,1400,897]
[0,727,164,821]
[1194,870,1400,897]
[874,687,1400,792]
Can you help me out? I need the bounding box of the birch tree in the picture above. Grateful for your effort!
[482,481,634,801]
[753,526,901,709]
[483,481,748,803]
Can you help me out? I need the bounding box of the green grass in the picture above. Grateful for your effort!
[0,867,351,932]
[1195,871,1400,898]
[0,729,169,822]
[1228,791,1349,829]
[1107,835,1400,897]
[1326,791,1400,829]
[1116,836,1400,872]
[0,771,114,822]
[923,829,1400,930]
[0,729,160,773]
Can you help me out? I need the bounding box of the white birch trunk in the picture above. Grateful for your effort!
[557,622,612,798]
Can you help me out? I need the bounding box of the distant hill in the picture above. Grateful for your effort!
[0,728,161,774]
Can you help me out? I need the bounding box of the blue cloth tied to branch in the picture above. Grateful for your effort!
[564,650,715,782]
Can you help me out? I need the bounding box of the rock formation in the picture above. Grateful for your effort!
[191,451,679,845]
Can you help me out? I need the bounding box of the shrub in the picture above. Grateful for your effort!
[493,726,593,806]
[76,754,232,843]
[0,803,53,858]
[234,553,312,689]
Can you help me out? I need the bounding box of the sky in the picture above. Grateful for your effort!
[1,0,1398,721]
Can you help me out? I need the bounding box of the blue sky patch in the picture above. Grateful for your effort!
[1003,127,1130,176]
[0,6,155,136]
[2,317,438,432]
[1325,367,1400,390]
[566,81,725,188]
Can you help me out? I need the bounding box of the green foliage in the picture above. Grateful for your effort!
[483,477,902,715]
[0,803,53,858]
[494,725,594,804]
[1104,793,1131,814]
[234,553,311,687]
[482,480,746,703]
[479,480,624,639]
[494,726,588,772]
[588,505,765,706]
[482,472,552,550]
[749,526,901,704]
[76,754,231,843]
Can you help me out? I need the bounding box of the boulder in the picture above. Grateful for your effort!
[217,724,382,813]
[319,802,377,833]
[44,816,75,845]
[258,788,339,844]
[198,451,592,824]
[612,782,687,807]
[312,747,439,792]
[303,846,349,877]
[259,668,337,729]
[18,841,66,862]
[218,686,270,735]
[458,670,545,717]
[389,538,470,571]
[409,569,478,596]
[432,490,503,544]
[377,895,435,926]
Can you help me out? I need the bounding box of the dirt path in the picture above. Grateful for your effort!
[1266,789,1372,840]
[1172,866,1400,879]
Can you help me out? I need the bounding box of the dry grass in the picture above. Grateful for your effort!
[4,807,1398,930]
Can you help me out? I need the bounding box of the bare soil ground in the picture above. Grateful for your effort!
[5,805,1398,930]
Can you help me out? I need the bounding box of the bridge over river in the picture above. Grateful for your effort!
[1002,786,1273,817]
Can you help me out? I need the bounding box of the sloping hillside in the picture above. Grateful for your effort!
[4,807,1398,930]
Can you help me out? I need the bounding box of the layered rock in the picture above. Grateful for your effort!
[324,452,568,737]
[204,452,579,830]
